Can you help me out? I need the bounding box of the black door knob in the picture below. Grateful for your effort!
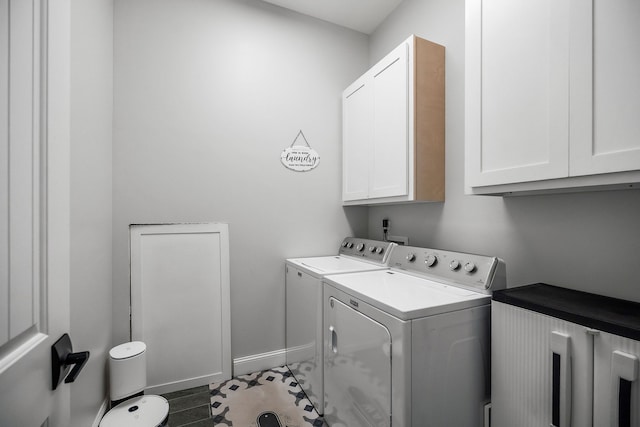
[51,333,90,390]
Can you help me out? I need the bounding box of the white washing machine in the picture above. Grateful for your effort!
[285,237,396,415]
[322,245,506,427]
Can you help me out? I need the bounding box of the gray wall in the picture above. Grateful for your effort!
[113,0,369,359]
[70,0,113,425]
[67,0,640,422]
[368,0,640,302]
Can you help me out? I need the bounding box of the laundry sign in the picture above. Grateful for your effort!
[281,130,320,172]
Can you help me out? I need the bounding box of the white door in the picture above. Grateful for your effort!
[370,41,409,199]
[593,332,640,427]
[569,0,640,176]
[465,0,570,187]
[324,296,391,427]
[342,79,372,202]
[491,302,594,427]
[0,0,72,426]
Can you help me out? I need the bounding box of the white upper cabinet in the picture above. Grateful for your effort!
[466,0,640,195]
[370,42,409,199]
[343,81,372,201]
[343,35,445,205]
[570,0,640,176]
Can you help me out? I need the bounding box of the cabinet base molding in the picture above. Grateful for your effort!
[466,170,640,196]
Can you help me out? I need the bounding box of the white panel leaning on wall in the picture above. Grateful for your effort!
[129,223,231,394]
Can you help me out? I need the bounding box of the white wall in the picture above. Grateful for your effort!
[113,0,369,360]
[70,0,113,425]
[367,0,640,302]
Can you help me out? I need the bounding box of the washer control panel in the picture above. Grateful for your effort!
[339,237,396,264]
[389,245,506,293]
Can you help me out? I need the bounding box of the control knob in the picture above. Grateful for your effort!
[375,247,384,255]
[347,242,354,249]
[449,260,461,271]
[341,241,348,247]
[425,254,438,267]
[464,262,477,273]
[356,243,365,252]
[406,253,416,262]
[369,246,376,253]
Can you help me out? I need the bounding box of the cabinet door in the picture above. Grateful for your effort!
[593,332,640,427]
[570,0,640,176]
[369,42,409,199]
[342,80,372,201]
[491,302,593,427]
[466,0,570,187]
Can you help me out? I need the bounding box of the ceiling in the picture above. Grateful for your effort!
[260,0,404,34]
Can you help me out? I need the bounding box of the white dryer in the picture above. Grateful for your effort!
[322,245,506,427]
[285,237,396,415]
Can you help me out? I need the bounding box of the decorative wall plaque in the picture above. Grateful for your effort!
[281,130,320,172]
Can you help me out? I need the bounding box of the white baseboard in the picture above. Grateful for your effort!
[92,398,109,427]
[233,348,286,377]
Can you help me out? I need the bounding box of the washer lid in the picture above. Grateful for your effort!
[287,256,387,278]
[109,341,146,360]
[324,269,490,320]
[100,395,168,427]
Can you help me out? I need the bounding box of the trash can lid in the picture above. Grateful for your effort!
[100,395,168,427]
[109,341,146,360]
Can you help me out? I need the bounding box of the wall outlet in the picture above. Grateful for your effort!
[388,235,408,245]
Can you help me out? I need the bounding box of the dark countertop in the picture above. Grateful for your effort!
[492,283,640,341]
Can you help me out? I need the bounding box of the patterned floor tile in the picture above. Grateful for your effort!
[208,366,327,426]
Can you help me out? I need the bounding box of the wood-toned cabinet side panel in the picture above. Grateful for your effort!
[415,37,445,201]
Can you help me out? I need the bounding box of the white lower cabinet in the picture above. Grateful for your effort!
[492,302,594,427]
[492,285,640,427]
[594,332,640,427]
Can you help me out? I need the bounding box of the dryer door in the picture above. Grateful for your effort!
[325,296,391,427]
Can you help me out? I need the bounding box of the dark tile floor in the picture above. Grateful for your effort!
[162,385,214,427]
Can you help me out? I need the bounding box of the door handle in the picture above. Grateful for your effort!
[329,326,338,354]
[550,331,572,427]
[51,333,90,390]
